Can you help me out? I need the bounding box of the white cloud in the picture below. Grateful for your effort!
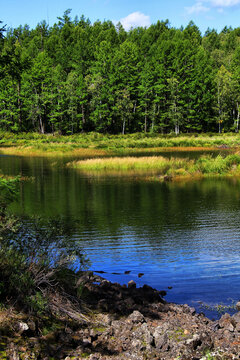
[209,0,240,7]
[185,2,210,14]
[119,12,151,31]
[185,0,240,15]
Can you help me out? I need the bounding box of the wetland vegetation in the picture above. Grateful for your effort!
[68,153,240,180]
[2,8,240,358]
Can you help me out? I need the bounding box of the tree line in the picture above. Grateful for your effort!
[0,10,240,135]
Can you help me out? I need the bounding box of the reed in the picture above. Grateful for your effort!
[68,153,240,180]
[0,132,240,157]
[0,146,109,158]
[69,156,188,171]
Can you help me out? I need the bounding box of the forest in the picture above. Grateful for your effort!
[0,10,240,135]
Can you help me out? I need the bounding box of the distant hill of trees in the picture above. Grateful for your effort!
[1,11,240,135]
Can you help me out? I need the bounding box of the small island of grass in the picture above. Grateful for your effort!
[68,153,240,180]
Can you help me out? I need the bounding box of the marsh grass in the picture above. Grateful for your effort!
[68,153,240,180]
[69,156,189,172]
[0,132,240,157]
[0,146,109,158]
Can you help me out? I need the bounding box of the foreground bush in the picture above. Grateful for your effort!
[0,177,88,316]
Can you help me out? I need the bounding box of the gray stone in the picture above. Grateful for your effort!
[141,323,154,346]
[235,322,240,332]
[219,313,235,331]
[232,311,240,323]
[185,334,201,349]
[131,339,143,350]
[128,310,145,323]
[153,327,168,349]
[17,321,29,334]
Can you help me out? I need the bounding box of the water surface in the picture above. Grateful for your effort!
[1,153,240,319]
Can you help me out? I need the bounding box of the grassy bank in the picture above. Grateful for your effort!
[0,132,240,157]
[68,153,240,180]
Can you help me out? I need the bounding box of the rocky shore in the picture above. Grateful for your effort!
[1,271,240,359]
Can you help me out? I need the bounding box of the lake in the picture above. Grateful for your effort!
[1,152,240,319]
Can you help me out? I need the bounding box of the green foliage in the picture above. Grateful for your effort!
[25,291,48,315]
[0,175,19,204]
[0,175,89,315]
[1,12,240,134]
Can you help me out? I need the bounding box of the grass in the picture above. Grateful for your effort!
[68,153,240,180]
[0,145,109,158]
[0,131,239,157]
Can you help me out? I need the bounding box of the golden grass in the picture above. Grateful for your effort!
[69,156,191,171]
[121,146,220,153]
[0,146,109,158]
[68,153,240,181]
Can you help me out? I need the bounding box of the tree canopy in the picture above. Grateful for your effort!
[1,12,240,134]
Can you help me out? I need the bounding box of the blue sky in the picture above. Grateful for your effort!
[2,0,240,34]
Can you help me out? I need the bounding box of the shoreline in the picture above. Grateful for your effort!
[0,132,239,158]
[1,271,240,359]
[0,145,232,158]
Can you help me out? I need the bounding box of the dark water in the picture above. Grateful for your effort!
[1,154,240,319]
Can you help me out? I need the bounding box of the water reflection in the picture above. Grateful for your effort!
[0,154,240,318]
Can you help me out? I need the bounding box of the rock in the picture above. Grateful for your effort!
[131,338,143,350]
[159,290,167,297]
[128,310,145,323]
[236,301,240,311]
[141,323,154,346]
[212,322,220,332]
[138,273,144,278]
[16,322,29,335]
[128,280,136,289]
[89,355,100,360]
[235,322,240,332]
[125,270,131,274]
[100,313,112,325]
[101,280,111,289]
[153,327,168,349]
[232,311,240,322]
[219,313,235,331]
[185,334,201,349]
[82,337,92,346]
[182,304,196,315]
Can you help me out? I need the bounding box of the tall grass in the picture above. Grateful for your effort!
[69,156,188,172]
[68,153,240,179]
[0,132,240,157]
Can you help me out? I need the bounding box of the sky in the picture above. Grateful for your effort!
[2,0,240,34]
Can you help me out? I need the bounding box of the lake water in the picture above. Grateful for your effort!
[1,152,240,319]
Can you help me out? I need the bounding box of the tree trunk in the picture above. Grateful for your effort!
[82,103,85,125]
[217,84,221,133]
[39,113,45,134]
[175,123,179,135]
[17,81,22,125]
[236,102,239,132]
[122,116,125,135]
